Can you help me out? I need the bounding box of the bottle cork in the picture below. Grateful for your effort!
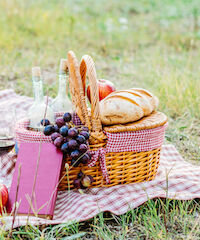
[59,59,68,73]
[32,67,41,77]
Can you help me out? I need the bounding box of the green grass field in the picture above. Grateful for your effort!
[0,0,200,239]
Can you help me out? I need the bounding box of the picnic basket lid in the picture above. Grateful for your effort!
[103,111,168,133]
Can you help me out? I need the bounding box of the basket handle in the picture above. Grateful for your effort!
[80,55,103,133]
[67,51,91,129]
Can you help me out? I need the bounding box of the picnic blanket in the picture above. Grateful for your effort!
[0,89,200,230]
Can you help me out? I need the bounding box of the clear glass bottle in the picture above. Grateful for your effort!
[51,59,72,113]
[28,67,54,130]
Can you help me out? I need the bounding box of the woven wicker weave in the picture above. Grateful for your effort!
[59,148,161,189]
[58,51,167,190]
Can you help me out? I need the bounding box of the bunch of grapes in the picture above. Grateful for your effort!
[42,112,92,168]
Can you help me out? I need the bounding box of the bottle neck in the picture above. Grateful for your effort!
[32,76,44,103]
[57,72,67,98]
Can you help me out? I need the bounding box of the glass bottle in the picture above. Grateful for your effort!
[28,67,54,130]
[51,59,72,113]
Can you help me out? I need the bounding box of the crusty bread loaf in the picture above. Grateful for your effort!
[99,88,159,125]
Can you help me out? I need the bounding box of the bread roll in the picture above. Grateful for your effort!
[99,88,159,125]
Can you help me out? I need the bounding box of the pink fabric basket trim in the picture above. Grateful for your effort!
[15,118,52,144]
[72,113,82,126]
[15,118,167,153]
[105,123,168,153]
[15,113,81,145]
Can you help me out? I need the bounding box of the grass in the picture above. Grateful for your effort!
[1,199,200,239]
[0,0,200,238]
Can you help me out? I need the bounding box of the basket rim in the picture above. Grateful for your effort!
[15,118,52,142]
[103,111,168,133]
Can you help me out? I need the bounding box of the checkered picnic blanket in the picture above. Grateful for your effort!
[0,90,200,230]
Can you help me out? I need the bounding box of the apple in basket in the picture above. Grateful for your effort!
[0,183,8,212]
[87,79,116,102]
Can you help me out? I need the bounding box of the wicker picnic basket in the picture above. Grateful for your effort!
[58,51,168,190]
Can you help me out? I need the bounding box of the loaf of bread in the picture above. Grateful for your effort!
[99,88,159,125]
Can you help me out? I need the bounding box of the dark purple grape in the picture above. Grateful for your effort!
[70,150,80,159]
[68,139,79,150]
[63,112,72,122]
[55,117,66,128]
[53,124,59,132]
[76,135,86,144]
[54,136,63,148]
[59,125,69,137]
[43,125,54,136]
[79,144,88,153]
[68,128,78,138]
[77,171,84,179]
[80,153,90,164]
[71,158,80,167]
[41,119,50,126]
[82,126,89,132]
[79,131,89,140]
[61,142,69,153]
[73,179,81,189]
[51,132,61,141]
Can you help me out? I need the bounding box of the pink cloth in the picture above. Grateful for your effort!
[15,116,167,152]
[15,119,52,144]
[0,90,199,230]
[105,124,167,152]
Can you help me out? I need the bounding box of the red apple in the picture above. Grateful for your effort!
[87,79,116,102]
[0,183,8,212]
